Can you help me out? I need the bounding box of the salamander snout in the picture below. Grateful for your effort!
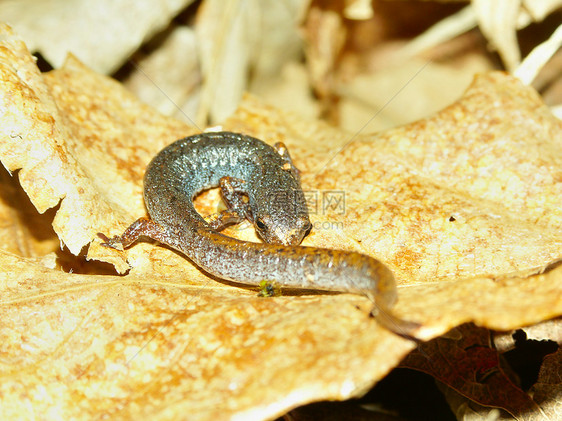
[254,214,311,246]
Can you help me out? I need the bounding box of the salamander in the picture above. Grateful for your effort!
[99,131,419,338]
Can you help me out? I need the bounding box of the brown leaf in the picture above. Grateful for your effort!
[401,324,544,419]
[529,346,562,420]
[434,321,561,420]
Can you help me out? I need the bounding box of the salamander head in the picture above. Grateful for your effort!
[253,210,311,246]
[251,185,311,246]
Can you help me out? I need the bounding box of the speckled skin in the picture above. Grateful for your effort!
[101,132,418,337]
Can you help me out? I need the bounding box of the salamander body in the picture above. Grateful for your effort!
[100,132,418,338]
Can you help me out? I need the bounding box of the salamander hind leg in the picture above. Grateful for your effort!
[98,217,169,250]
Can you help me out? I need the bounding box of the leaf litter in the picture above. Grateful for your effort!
[0,1,561,420]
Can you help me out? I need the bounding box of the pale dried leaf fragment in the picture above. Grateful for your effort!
[301,6,347,100]
[250,61,320,121]
[472,0,522,71]
[123,27,202,123]
[399,5,479,60]
[493,316,562,355]
[521,317,562,343]
[514,23,562,85]
[195,0,309,125]
[343,0,373,20]
[0,0,196,74]
[338,57,492,132]
[523,0,562,21]
[400,0,562,74]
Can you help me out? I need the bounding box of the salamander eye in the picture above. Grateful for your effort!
[296,217,312,233]
[255,217,267,231]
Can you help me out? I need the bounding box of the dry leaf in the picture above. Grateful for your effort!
[0,168,58,258]
[249,61,321,122]
[301,6,346,102]
[402,324,547,419]
[343,0,374,20]
[123,27,202,123]
[0,250,414,420]
[195,0,309,125]
[528,347,562,420]
[0,25,193,271]
[407,321,562,420]
[1,21,562,420]
[338,56,493,132]
[514,23,562,85]
[437,345,561,420]
[494,316,562,353]
[400,0,562,73]
[0,0,195,74]
[472,0,522,71]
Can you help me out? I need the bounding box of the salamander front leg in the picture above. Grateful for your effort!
[98,217,169,249]
[274,142,301,180]
[205,176,253,230]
